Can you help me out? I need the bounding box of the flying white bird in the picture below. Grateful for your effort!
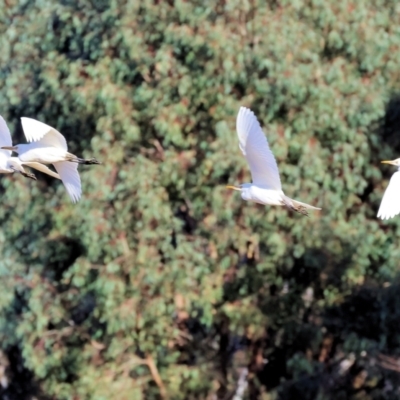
[0,115,60,181]
[2,117,101,203]
[226,107,321,216]
[377,159,400,220]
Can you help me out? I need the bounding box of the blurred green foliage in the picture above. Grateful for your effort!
[0,0,400,399]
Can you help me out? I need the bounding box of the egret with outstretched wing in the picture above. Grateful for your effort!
[2,118,101,203]
[226,107,321,216]
[0,116,60,181]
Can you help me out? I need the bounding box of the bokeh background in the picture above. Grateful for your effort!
[1,0,400,399]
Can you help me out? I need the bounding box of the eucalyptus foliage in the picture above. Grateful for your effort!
[0,0,400,399]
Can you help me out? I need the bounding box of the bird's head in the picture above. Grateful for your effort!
[381,158,400,167]
[226,184,252,200]
[1,145,18,153]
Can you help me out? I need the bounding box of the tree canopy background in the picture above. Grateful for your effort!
[0,0,400,399]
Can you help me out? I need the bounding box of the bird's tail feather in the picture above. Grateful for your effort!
[282,196,321,216]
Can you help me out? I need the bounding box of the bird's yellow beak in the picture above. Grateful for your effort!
[1,146,17,151]
[226,185,241,191]
[381,160,397,165]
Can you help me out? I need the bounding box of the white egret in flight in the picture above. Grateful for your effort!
[377,159,400,220]
[226,107,321,216]
[2,118,101,203]
[0,115,60,181]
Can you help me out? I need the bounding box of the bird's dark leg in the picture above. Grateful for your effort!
[23,171,37,180]
[280,197,309,217]
[11,167,37,180]
[69,157,102,165]
[295,206,309,217]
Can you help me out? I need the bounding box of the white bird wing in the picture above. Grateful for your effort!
[23,162,62,180]
[0,116,13,158]
[236,107,282,189]
[53,161,82,203]
[377,170,400,220]
[21,117,68,150]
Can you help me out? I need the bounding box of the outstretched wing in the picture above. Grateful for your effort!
[0,116,13,158]
[236,107,282,190]
[21,117,68,150]
[377,171,400,220]
[23,162,61,180]
[53,161,82,203]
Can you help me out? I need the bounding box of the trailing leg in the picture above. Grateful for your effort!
[21,170,37,180]
[67,156,101,165]
[10,166,36,180]
[281,196,309,216]
[77,157,102,165]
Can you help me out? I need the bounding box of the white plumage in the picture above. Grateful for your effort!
[21,117,67,149]
[227,107,321,216]
[53,161,82,204]
[378,160,400,220]
[0,115,58,181]
[1,117,101,203]
[236,107,282,190]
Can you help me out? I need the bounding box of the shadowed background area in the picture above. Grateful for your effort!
[0,0,400,399]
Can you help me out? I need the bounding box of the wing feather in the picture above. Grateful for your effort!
[53,161,82,203]
[377,170,400,220]
[236,107,282,189]
[0,116,12,158]
[21,118,68,150]
[23,162,62,180]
